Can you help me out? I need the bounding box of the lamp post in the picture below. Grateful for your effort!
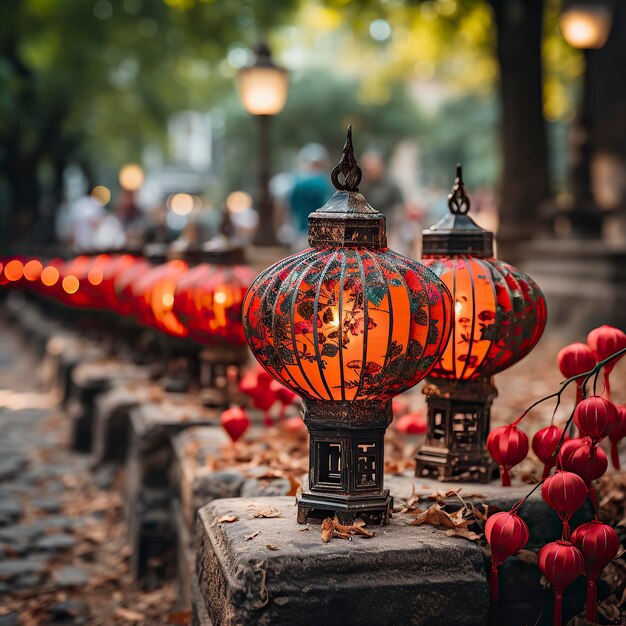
[558,1,613,238]
[237,42,288,247]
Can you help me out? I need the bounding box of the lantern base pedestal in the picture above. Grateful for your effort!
[415,378,498,483]
[296,489,392,525]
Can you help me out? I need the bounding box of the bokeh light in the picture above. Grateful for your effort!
[88,268,104,286]
[41,266,60,287]
[23,260,43,281]
[118,163,145,191]
[4,260,24,282]
[62,275,80,295]
[91,185,111,205]
[226,191,252,214]
[167,193,194,216]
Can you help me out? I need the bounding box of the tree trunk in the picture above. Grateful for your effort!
[488,0,551,257]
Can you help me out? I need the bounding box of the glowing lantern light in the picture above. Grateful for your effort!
[416,165,547,483]
[4,259,24,283]
[41,266,60,287]
[23,260,43,282]
[62,275,79,295]
[119,163,144,191]
[243,128,452,523]
[560,2,612,49]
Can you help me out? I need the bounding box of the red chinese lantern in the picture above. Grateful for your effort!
[532,424,563,479]
[538,540,584,626]
[608,405,626,470]
[486,424,529,486]
[574,396,616,443]
[484,509,529,602]
[587,325,626,400]
[270,380,297,420]
[220,406,250,443]
[416,165,546,483]
[557,343,596,405]
[571,520,619,624]
[557,437,607,486]
[541,470,588,540]
[114,256,153,317]
[395,411,427,434]
[243,128,453,523]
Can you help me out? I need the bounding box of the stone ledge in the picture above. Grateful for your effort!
[196,497,489,626]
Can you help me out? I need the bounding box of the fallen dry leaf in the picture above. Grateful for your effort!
[321,518,334,543]
[217,515,238,524]
[250,506,282,519]
[114,607,145,621]
[407,503,470,530]
[445,527,482,542]
[298,527,310,532]
[244,531,261,541]
[167,611,191,625]
[266,544,279,551]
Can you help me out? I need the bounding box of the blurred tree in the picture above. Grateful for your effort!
[0,0,298,244]
[218,68,424,196]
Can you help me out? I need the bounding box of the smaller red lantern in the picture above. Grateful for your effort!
[270,380,297,420]
[484,510,529,602]
[571,520,619,624]
[220,406,250,443]
[532,425,563,479]
[541,470,588,540]
[608,405,626,470]
[574,396,616,443]
[395,411,427,434]
[538,540,584,626]
[239,369,278,426]
[558,437,608,486]
[587,325,626,401]
[557,343,596,405]
[487,424,529,486]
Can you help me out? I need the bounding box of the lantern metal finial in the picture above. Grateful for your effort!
[331,125,362,192]
[448,163,471,215]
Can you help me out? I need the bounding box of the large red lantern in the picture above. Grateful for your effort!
[416,165,546,483]
[571,520,620,624]
[538,540,584,626]
[484,509,529,602]
[243,128,453,523]
[541,470,588,540]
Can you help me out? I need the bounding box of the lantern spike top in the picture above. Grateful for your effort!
[308,126,386,249]
[331,125,362,192]
[422,162,494,258]
[448,163,471,215]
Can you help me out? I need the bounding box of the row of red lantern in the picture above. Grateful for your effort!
[0,253,254,348]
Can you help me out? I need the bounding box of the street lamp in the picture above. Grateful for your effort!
[558,1,613,238]
[237,42,288,247]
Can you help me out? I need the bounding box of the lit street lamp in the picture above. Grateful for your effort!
[237,42,288,247]
[559,1,613,238]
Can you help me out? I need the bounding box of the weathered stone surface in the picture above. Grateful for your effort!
[0,558,47,579]
[125,402,219,579]
[52,566,90,587]
[35,533,77,552]
[196,497,489,626]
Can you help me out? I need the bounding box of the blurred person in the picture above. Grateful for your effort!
[115,189,149,248]
[61,188,106,251]
[359,150,404,220]
[289,144,333,249]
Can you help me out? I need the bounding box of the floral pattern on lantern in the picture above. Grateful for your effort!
[244,247,452,402]
[422,256,547,380]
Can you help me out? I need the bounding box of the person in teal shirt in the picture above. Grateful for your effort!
[289,144,333,246]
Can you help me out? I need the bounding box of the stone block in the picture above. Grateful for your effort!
[195,497,489,626]
[124,401,219,580]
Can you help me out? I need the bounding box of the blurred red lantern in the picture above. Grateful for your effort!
[532,424,563,479]
[608,405,626,470]
[220,406,250,443]
[114,256,153,316]
[587,325,626,400]
[557,437,607,486]
[486,424,529,486]
[416,165,545,483]
[484,510,529,602]
[538,540,584,626]
[571,520,619,624]
[395,411,427,434]
[81,253,140,313]
[574,396,616,443]
[58,256,94,308]
[557,343,596,404]
[238,369,278,426]
[270,380,297,420]
[541,470,588,540]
